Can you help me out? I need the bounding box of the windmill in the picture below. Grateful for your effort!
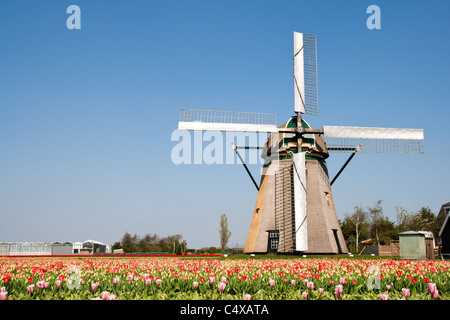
[176,32,424,254]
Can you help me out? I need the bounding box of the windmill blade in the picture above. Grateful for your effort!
[292,152,308,251]
[323,125,424,154]
[294,32,319,116]
[178,108,279,133]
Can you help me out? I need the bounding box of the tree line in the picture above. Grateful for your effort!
[112,213,233,255]
[340,200,444,253]
[112,232,187,254]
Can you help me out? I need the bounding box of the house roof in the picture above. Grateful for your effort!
[399,231,425,236]
[83,240,106,246]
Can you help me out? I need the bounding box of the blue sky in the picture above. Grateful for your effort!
[1,0,449,249]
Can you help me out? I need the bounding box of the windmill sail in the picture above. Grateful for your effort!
[294,32,319,116]
[178,108,278,132]
[293,152,307,251]
[323,125,424,153]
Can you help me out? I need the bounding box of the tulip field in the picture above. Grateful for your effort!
[1,255,450,300]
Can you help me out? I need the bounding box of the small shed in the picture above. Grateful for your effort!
[399,231,434,259]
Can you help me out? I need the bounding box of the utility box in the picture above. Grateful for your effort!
[399,231,434,260]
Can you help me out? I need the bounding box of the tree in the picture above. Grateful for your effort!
[365,200,397,245]
[219,214,231,254]
[121,232,135,253]
[396,206,437,233]
[117,232,186,253]
[368,200,384,245]
[417,207,437,232]
[111,242,122,251]
[341,205,370,253]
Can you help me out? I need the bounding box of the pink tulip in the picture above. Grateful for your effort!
[155,278,162,286]
[318,288,324,294]
[27,284,35,293]
[44,281,49,288]
[386,285,391,290]
[209,277,215,285]
[339,278,347,285]
[428,283,437,295]
[291,280,296,286]
[221,276,227,284]
[307,281,314,290]
[0,292,7,300]
[113,278,120,285]
[244,294,251,300]
[218,282,226,292]
[379,293,389,300]
[127,275,134,281]
[432,289,439,299]
[143,274,149,280]
[193,282,199,288]
[335,285,343,299]
[145,278,152,286]
[269,279,275,287]
[91,283,97,291]
[302,291,308,299]
[0,287,5,292]
[108,294,117,300]
[402,288,410,298]
[55,280,62,287]
[37,281,45,289]
[101,291,110,300]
